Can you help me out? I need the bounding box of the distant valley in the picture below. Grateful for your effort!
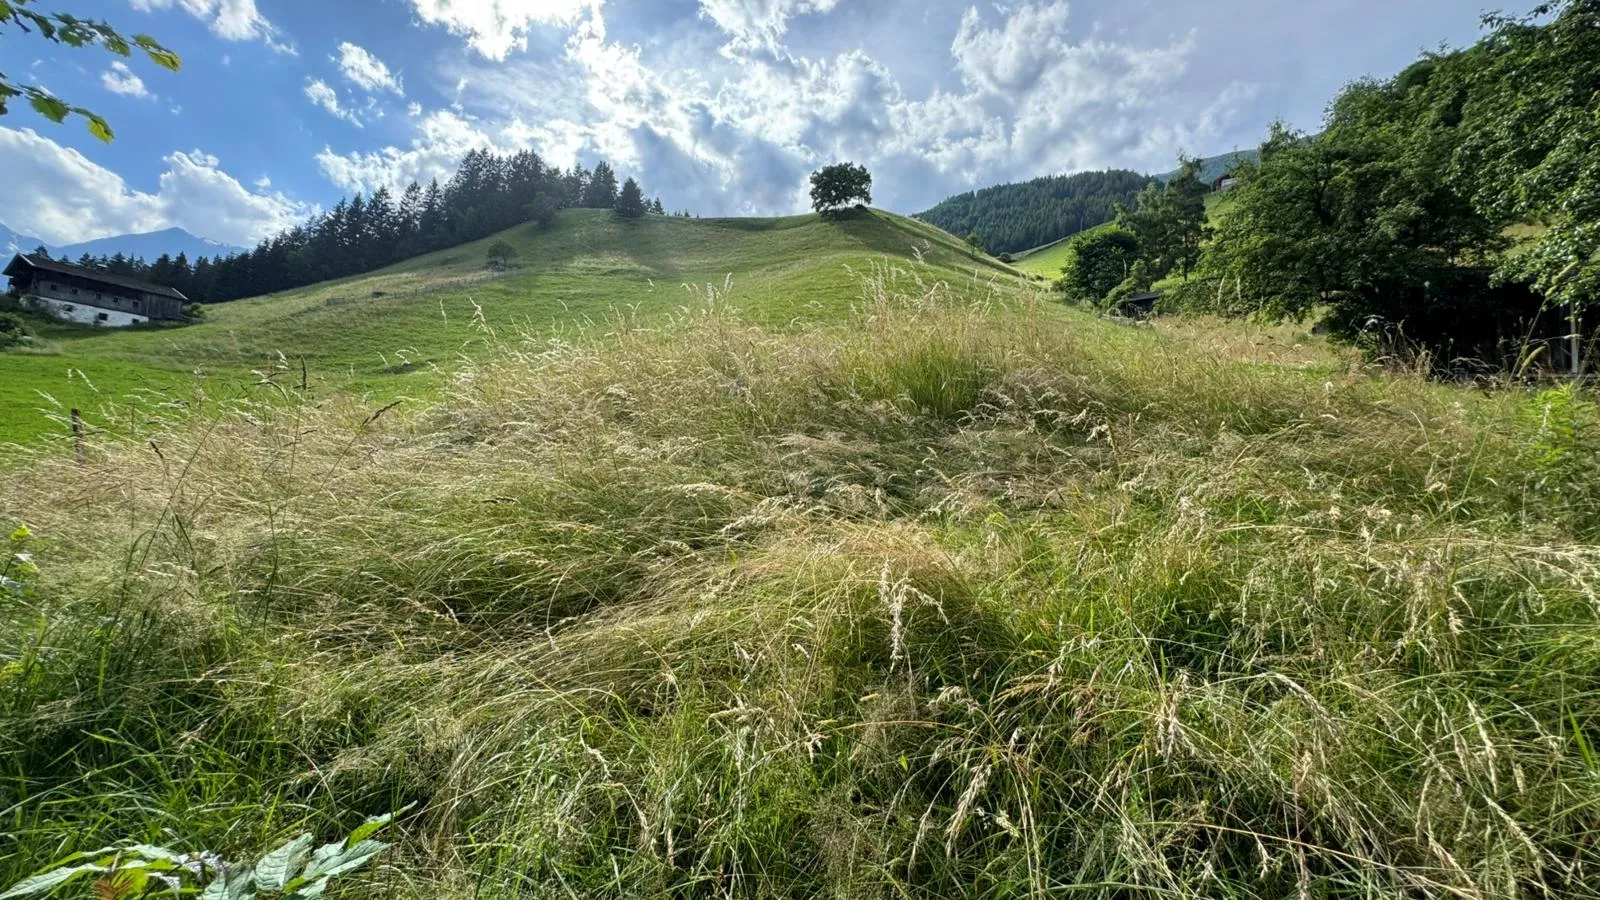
[914,149,1259,257]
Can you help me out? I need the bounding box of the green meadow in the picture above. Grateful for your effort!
[5,203,1600,900]
[2,209,1012,446]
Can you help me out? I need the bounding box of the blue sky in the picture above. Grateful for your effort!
[1,0,1493,249]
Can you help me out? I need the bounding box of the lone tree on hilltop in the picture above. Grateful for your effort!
[615,177,647,219]
[810,163,872,218]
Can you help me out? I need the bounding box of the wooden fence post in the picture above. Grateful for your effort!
[70,408,85,465]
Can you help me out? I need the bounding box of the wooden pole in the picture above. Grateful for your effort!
[70,408,85,465]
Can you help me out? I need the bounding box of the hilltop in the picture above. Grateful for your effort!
[0,208,1014,445]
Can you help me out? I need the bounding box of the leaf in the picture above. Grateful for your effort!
[346,803,414,845]
[298,840,387,882]
[286,877,330,899]
[255,833,313,891]
[199,869,253,900]
[26,93,67,123]
[0,864,107,899]
[134,36,181,71]
[82,112,113,143]
[125,845,185,863]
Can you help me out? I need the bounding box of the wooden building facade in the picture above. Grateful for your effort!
[4,253,188,327]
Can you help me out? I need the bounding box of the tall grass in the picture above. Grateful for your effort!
[3,266,1600,898]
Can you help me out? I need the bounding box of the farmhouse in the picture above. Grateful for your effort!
[4,253,187,327]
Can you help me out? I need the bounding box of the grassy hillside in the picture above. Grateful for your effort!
[4,252,1600,896]
[914,170,1152,256]
[0,209,1011,446]
[1015,192,1241,282]
[1156,149,1259,184]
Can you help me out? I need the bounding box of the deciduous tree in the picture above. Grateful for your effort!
[0,0,179,140]
[1058,227,1141,303]
[809,163,872,218]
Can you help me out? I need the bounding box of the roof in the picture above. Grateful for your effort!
[4,253,188,302]
[1126,292,1161,302]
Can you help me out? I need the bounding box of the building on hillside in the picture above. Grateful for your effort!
[1213,174,1239,192]
[1120,291,1161,319]
[3,253,187,327]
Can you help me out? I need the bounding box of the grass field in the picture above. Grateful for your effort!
[5,208,1600,898]
[1012,230,1089,278]
[1,209,1012,447]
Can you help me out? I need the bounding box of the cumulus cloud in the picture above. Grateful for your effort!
[315,109,510,195]
[127,0,291,51]
[304,79,363,127]
[100,61,153,100]
[697,0,841,49]
[320,0,1248,217]
[0,126,309,247]
[950,2,1073,94]
[404,0,602,61]
[336,42,404,96]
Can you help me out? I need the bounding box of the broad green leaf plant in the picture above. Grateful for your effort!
[0,807,410,899]
[1,524,38,598]
[0,0,180,141]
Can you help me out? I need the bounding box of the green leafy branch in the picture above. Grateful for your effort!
[0,806,412,899]
[0,0,181,141]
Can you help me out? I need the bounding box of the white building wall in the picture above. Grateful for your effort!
[21,294,149,327]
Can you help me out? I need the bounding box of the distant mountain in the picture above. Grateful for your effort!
[0,224,48,257]
[1157,150,1260,185]
[54,228,246,263]
[914,169,1154,256]
[0,224,245,264]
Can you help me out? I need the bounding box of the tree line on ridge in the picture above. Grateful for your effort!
[29,152,677,303]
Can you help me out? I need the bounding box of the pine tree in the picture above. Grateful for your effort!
[615,177,647,219]
[419,180,445,250]
[585,161,620,209]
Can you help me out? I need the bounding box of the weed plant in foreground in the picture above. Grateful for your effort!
[3,267,1600,898]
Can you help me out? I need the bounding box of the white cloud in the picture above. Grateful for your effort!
[0,126,309,247]
[336,42,404,96]
[127,0,291,50]
[315,109,511,195]
[100,61,153,100]
[950,2,1073,94]
[324,0,1246,217]
[697,0,841,49]
[407,101,423,117]
[304,79,364,127]
[404,0,602,60]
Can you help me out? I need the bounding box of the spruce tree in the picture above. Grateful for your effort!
[615,177,647,219]
[585,162,620,209]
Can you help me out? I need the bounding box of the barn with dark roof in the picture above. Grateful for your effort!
[4,253,188,327]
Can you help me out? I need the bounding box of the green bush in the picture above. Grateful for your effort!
[0,311,30,348]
